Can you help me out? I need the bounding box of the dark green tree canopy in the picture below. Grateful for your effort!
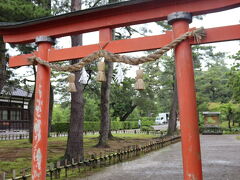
[0,0,50,22]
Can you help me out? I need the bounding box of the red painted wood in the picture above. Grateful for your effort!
[9,25,240,67]
[173,20,203,180]
[196,24,240,44]
[1,0,239,43]
[31,42,51,180]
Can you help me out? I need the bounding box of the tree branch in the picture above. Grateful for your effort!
[92,0,102,7]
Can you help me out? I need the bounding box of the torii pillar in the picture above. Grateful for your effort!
[31,36,54,180]
[168,12,203,180]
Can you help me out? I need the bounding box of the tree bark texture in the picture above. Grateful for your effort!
[28,87,35,143]
[65,64,84,160]
[97,61,113,147]
[0,37,7,92]
[227,109,232,129]
[167,78,178,135]
[48,84,54,136]
[65,0,84,160]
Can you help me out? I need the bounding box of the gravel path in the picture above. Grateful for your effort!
[78,135,240,180]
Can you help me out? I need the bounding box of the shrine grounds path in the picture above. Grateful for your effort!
[79,135,240,180]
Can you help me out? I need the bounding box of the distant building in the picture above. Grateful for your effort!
[0,87,32,131]
[202,112,222,135]
[202,112,221,126]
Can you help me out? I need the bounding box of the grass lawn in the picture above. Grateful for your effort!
[0,133,158,176]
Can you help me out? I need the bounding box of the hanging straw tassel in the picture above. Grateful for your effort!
[134,69,145,90]
[96,61,106,82]
[68,73,77,92]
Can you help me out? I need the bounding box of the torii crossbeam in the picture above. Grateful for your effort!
[1,0,240,179]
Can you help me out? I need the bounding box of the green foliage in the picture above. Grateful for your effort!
[52,104,70,123]
[141,126,154,131]
[0,0,50,22]
[195,61,231,108]
[0,0,51,92]
[110,77,137,120]
[84,122,100,131]
[127,108,141,120]
[228,50,240,103]
[84,94,100,121]
[51,121,142,133]
[208,102,240,125]
[141,56,173,115]
[223,127,240,134]
[51,122,69,132]
[53,98,101,123]
[198,113,204,127]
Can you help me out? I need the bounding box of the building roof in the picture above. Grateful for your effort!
[0,87,32,98]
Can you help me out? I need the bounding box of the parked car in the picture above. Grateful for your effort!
[155,113,169,125]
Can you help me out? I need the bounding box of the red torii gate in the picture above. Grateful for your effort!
[0,0,239,179]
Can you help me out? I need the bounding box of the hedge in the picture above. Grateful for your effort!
[127,117,155,122]
[51,120,155,133]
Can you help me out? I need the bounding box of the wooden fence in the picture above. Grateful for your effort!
[1,135,180,180]
[0,129,167,141]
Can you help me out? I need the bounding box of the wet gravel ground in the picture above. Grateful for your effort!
[79,135,240,180]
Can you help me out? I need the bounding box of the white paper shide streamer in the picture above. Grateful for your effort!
[116,64,124,84]
[79,67,89,84]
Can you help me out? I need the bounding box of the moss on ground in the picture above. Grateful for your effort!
[0,133,158,177]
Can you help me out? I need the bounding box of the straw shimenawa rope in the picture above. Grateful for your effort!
[28,27,206,72]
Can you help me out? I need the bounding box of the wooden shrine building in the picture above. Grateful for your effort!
[0,87,31,131]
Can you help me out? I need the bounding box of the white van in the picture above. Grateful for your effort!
[155,113,169,125]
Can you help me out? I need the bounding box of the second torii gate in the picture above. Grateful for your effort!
[0,0,240,179]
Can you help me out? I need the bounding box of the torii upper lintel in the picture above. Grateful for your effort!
[0,0,239,43]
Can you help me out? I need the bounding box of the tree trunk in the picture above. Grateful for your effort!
[228,116,231,129]
[65,0,84,160]
[228,108,233,130]
[167,79,178,136]
[227,110,232,130]
[0,37,7,92]
[28,88,35,143]
[28,65,37,143]
[48,84,54,136]
[108,120,114,139]
[120,104,137,121]
[232,113,235,127]
[96,61,113,147]
[65,66,84,160]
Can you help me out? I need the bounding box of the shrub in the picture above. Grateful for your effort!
[51,123,69,133]
[52,121,140,133]
[84,122,100,131]
[141,126,154,131]
[141,120,155,126]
